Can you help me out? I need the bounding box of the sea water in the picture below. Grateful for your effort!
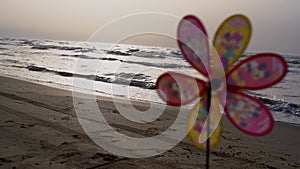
[0,37,299,125]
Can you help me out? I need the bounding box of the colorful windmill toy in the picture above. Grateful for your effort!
[156,14,288,168]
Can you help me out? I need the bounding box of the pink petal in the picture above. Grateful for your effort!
[227,53,288,90]
[225,91,274,136]
[156,72,207,106]
[177,15,210,77]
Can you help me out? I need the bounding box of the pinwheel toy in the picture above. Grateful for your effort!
[156,14,287,168]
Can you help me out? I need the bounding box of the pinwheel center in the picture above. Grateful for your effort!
[210,79,222,90]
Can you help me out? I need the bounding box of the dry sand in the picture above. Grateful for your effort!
[0,76,299,169]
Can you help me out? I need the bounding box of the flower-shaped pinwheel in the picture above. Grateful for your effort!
[156,15,287,150]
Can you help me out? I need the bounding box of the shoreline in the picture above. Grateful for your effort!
[2,74,299,126]
[0,75,299,168]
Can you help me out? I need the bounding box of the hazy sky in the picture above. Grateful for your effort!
[1,0,300,55]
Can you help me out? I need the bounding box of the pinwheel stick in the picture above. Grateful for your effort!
[206,82,212,169]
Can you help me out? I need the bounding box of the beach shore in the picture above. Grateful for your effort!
[0,76,299,169]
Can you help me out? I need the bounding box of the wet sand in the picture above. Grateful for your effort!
[0,76,299,169]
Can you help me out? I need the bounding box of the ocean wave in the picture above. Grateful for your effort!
[253,95,300,117]
[287,69,300,75]
[16,39,36,46]
[271,104,300,117]
[288,59,300,65]
[0,52,15,56]
[0,42,9,46]
[9,38,95,53]
[59,54,120,61]
[122,60,190,69]
[31,45,95,52]
[0,59,19,64]
[106,48,184,60]
[57,52,189,69]
[25,65,155,89]
[132,50,167,59]
[107,50,132,56]
[59,54,98,60]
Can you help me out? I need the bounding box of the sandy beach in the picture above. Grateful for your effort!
[0,76,299,169]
